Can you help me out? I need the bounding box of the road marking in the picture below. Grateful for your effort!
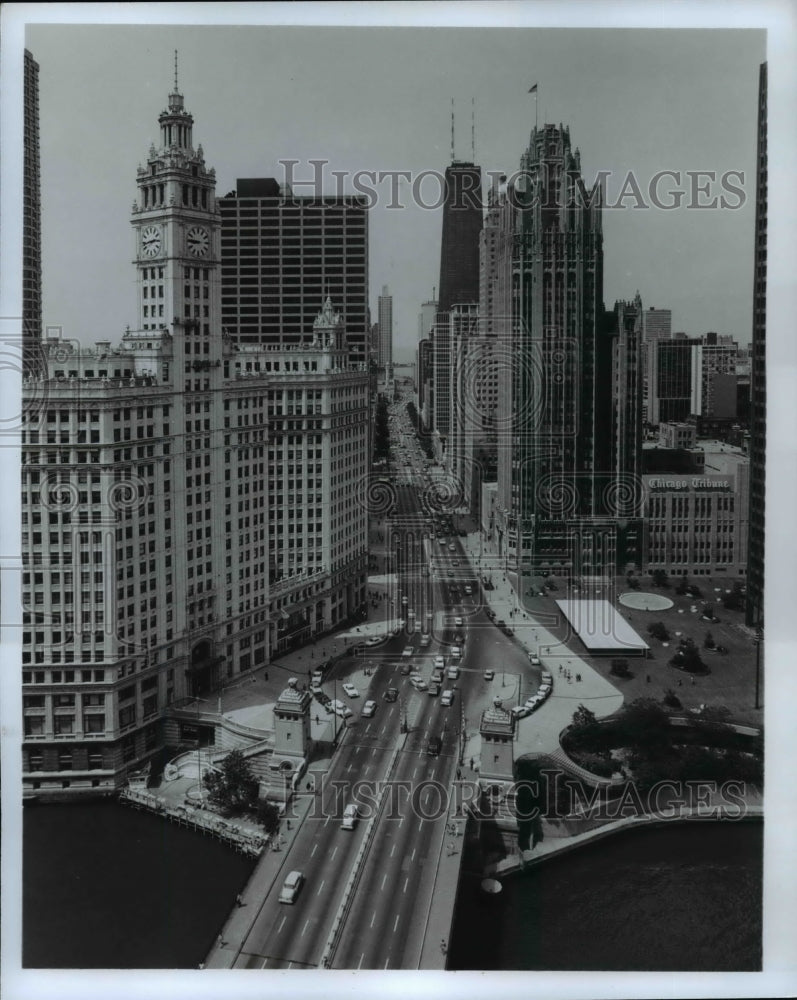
[393,914,400,932]
[287,962,294,969]
[372,747,377,756]
[317,880,325,896]
[411,848,416,861]
[412,766,418,779]
[384,958,390,969]
[370,910,377,928]
[380,725,386,735]
[261,958,269,968]
[390,843,396,857]
[418,818,423,832]
[398,815,404,827]
[358,953,365,969]
[302,919,310,937]
[311,843,318,858]
[363,764,370,775]
[347,763,353,773]
[330,845,338,860]
[324,815,330,827]
[381,874,387,891]
[403,876,409,893]
[277,915,286,934]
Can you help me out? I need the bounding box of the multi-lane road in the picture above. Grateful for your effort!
[234,399,533,969]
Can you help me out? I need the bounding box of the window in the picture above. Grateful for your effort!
[84,715,105,734]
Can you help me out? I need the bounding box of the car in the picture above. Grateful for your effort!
[454,617,463,627]
[431,668,444,685]
[530,654,541,666]
[464,585,473,595]
[448,544,456,552]
[365,636,382,647]
[419,633,431,647]
[496,619,506,628]
[428,682,441,696]
[525,695,542,710]
[410,677,428,691]
[279,870,304,904]
[341,804,359,830]
[342,682,359,698]
[427,735,442,757]
[407,609,415,618]
[447,569,454,577]
[434,655,445,669]
[330,700,353,718]
[441,689,455,706]
[312,669,324,684]
[400,663,411,675]
[538,683,552,696]
[510,705,531,720]
[447,665,460,680]
[361,699,377,718]
[452,559,460,567]
[401,595,408,606]
[541,671,552,683]
[438,538,447,546]
[483,669,495,681]
[451,645,462,659]
[311,682,323,696]
[402,646,414,657]
[384,687,399,702]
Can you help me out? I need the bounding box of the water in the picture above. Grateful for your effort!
[23,803,761,971]
[449,821,762,971]
[23,800,256,969]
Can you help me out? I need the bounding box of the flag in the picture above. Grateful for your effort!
[528,83,538,94]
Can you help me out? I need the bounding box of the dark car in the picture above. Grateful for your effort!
[428,682,441,696]
[427,735,442,757]
[384,687,399,702]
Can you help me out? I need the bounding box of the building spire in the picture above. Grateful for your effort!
[450,98,455,162]
[174,49,179,93]
[471,97,476,161]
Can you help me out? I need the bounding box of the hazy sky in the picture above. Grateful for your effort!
[26,22,764,359]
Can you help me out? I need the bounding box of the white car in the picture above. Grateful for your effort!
[419,633,431,647]
[451,645,462,659]
[454,617,463,627]
[464,585,473,595]
[402,646,414,658]
[530,654,541,666]
[483,669,495,681]
[361,700,377,718]
[365,636,382,647]
[279,870,304,904]
[410,677,428,691]
[541,671,552,683]
[441,689,455,707]
[447,665,460,680]
[511,705,531,720]
[330,700,353,718]
[342,683,359,698]
[434,655,445,669]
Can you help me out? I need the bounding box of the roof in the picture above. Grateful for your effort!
[555,599,649,653]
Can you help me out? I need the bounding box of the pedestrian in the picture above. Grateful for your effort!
[678,679,683,687]
[217,935,226,949]
[691,675,696,685]
[440,938,447,954]
[235,893,244,907]
[469,757,474,770]
[646,674,650,683]
[306,780,312,791]
[264,671,268,681]
[576,673,581,683]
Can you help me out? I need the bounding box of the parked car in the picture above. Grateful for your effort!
[279,870,304,904]
[330,700,353,718]
[451,646,462,659]
[510,705,531,720]
[361,700,377,718]
[530,654,541,666]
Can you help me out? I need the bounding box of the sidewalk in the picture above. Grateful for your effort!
[460,530,624,759]
[204,791,319,968]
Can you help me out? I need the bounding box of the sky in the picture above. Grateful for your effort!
[23,20,767,362]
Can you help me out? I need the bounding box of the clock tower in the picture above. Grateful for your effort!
[131,54,220,353]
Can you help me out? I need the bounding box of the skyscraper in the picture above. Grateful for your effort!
[496,123,611,575]
[647,337,702,424]
[746,62,767,628]
[377,285,393,373]
[437,161,482,314]
[23,49,42,376]
[218,180,369,366]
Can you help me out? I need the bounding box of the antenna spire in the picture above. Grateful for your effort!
[471,97,476,161]
[450,98,455,162]
[174,50,179,92]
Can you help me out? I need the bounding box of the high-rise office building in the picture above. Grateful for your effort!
[647,337,702,424]
[746,62,767,628]
[218,180,369,366]
[418,299,437,342]
[495,123,611,575]
[20,77,367,798]
[377,285,393,372]
[437,161,482,314]
[23,49,42,376]
[640,306,671,421]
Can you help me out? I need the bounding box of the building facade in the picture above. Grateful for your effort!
[23,49,42,376]
[218,179,369,367]
[437,161,483,315]
[20,80,367,799]
[647,336,702,424]
[377,285,393,373]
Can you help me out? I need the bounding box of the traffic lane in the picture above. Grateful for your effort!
[333,712,459,968]
[236,733,399,968]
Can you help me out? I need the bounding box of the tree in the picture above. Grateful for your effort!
[675,574,690,596]
[647,621,670,642]
[722,581,745,612]
[662,688,682,709]
[572,704,597,729]
[203,749,259,814]
[651,569,669,589]
[617,698,670,748]
[256,798,281,833]
[703,631,716,650]
[610,658,631,678]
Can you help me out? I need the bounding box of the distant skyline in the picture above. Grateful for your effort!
[24,23,765,361]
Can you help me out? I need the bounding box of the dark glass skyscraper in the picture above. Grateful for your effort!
[436,161,482,313]
[746,62,767,628]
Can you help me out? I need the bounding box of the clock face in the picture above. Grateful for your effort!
[141,226,162,258]
[187,226,210,257]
